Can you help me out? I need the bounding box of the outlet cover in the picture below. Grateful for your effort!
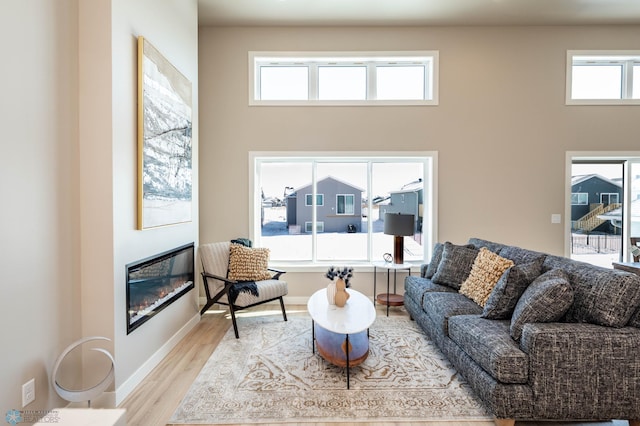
[551,214,562,224]
[22,378,35,407]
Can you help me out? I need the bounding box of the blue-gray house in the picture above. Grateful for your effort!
[286,176,363,233]
[571,174,622,233]
[378,178,423,233]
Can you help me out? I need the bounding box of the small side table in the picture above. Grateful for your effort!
[373,261,412,316]
[612,261,640,275]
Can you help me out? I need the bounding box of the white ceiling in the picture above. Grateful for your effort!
[198,0,640,27]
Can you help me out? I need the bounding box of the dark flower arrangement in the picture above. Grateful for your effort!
[325,266,354,288]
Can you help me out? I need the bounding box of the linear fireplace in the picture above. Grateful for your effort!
[126,243,194,334]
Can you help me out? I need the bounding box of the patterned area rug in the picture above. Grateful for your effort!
[169,313,491,424]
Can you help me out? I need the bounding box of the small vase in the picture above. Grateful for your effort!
[334,278,350,308]
[326,281,337,305]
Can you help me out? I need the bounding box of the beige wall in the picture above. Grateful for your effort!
[81,0,200,404]
[0,0,81,410]
[198,25,640,298]
[0,0,198,410]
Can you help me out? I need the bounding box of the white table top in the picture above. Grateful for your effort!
[307,288,376,334]
[372,260,414,270]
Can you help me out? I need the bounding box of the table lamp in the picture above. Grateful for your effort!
[384,212,415,264]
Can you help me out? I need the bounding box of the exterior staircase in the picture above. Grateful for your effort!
[574,203,622,232]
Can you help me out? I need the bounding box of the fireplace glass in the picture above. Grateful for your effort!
[126,243,194,334]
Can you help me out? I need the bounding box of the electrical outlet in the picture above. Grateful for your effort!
[22,378,35,407]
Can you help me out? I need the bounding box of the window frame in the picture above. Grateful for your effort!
[336,194,355,215]
[305,194,324,207]
[601,193,619,204]
[566,50,640,105]
[571,192,589,205]
[305,221,324,233]
[249,51,439,106]
[249,151,438,268]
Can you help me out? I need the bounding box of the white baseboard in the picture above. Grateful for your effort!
[115,313,200,406]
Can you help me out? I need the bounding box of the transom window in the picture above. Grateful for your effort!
[249,51,439,106]
[567,50,640,105]
[250,152,437,265]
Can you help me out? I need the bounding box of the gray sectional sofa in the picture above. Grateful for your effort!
[404,237,640,426]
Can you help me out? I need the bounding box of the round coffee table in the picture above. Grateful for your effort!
[307,288,376,389]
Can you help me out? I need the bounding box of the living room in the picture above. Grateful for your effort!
[2,0,640,424]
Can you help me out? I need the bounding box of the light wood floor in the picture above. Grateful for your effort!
[118,304,631,426]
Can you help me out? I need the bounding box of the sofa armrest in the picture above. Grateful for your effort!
[520,322,640,420]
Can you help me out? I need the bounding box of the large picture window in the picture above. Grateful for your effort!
[251,152,436,265]
[249,51,439,106]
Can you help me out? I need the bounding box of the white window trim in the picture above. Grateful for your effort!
[566,50,640,105]
[249,51,439,106]
[249,151,438,270]
[565,151,640,260]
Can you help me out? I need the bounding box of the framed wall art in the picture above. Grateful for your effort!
[137,36,192,230]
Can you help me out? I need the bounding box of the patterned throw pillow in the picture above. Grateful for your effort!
[227,244,273,282]
[509,269,574,341]
[431,242,479,290]
[459,248,515,307]
[424,242,444,278]
[481,257,544,319]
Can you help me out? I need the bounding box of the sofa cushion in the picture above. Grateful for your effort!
[459,248,514,307]
[482,257,544,320]
[499,245,547,265]
[467,237,506,253]
[404,275,455,306]
[510,269,574,341]
[432,242,479,290]
[565,266,640,328]
[629,307,640,328]
[448,315,529,384]
[422,292,483,336]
